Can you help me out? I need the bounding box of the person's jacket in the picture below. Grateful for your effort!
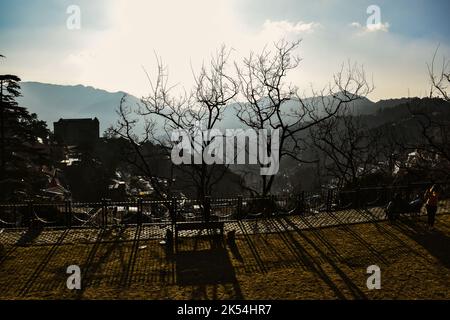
[424,189,438,206]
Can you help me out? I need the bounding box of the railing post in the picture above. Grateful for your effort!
[204,196,211,222]
[26,200,34,228]
[326,189,332,212]
[407,183,412,201]
[137,198,143,225]
[237,196,243,219]
[65,200,72,228]
[297,192,305,215]
[171,196,177,225]
[271,194,277,216]
[101,198,108,228]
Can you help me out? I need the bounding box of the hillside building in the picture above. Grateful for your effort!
[53,118,100,147]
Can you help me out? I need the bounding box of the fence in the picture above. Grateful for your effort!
[1,182,449,230]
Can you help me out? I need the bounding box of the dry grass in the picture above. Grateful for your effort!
[0,214,449,300]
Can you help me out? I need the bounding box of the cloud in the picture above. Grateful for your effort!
[262,20,322,35]
[55,5,323,97]
[3,0,448,103]
[350,21,390,34]
[350,22,362,28]
[367,22,390,32]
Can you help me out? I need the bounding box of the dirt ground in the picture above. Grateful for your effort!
[0,214,449,300]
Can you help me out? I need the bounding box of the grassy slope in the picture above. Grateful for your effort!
[0,214,449,300]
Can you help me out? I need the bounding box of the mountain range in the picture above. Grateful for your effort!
[17,81,413,134]
[17,82,141,133]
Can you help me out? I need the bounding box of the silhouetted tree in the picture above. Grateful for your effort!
[234,40,373,195]
[110,46,239,201]
[0,55,51,200]
[392,48,450,181]
[310,108,384,189]
[428,46,449,101]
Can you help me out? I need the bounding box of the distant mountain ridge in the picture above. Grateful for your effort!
[18,81,414,134]
[18,82,141,133]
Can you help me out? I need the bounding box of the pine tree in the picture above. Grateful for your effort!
[0,55,51,201]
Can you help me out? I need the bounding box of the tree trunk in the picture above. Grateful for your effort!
[0,80,4,180]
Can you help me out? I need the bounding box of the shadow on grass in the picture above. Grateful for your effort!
[176,248,234,285]
[76,227,129,298]
[175,236,243,299]
[226,233,244,263]
[395,218,450,268]
[19,228,70,296]
[359,209,432,262]
[232,218,366,299]
[281,217,368,299]
[16,223,44,246]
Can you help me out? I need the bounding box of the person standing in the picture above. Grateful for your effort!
[424,185,439,230]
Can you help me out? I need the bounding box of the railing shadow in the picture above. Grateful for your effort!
[281,217,368,299]
[394,217,450,268]
[16,223,44,246]
[19,228,70,296]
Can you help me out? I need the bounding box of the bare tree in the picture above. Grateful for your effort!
[106,95,169,198]
[423,47,450,166]
[234,39,373,195]
[310,108,384,189]
[393,47,450,180]
[110,46,238,201]
[428,46,449,101]
[406,100,450,172]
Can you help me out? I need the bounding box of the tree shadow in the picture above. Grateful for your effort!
[76,227,129,298]
[16,223,44,246]
[120,226,142,288]
[232,218,365,299]
[323,211,388,264]
[236,221,268,273]
[395,218,450,268]
[360,209,431,261]
[176,248,232,285]
[175,237,243,299]
[280,217,368,299]
[19,228,70,296]
[226,231,244,263]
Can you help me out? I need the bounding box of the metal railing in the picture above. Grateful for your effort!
[1,182,449,230]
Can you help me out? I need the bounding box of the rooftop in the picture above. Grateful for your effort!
[55,118,99,123]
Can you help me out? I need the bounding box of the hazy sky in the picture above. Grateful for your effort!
[1,0,449,101]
